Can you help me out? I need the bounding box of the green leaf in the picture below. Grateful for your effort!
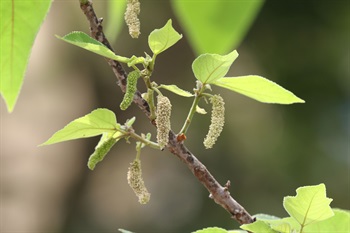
[192,50,238,84]
[283,183,334,227]
[0,0,52,112]
[213,75,305,104]
[303,208,350,232]
[56,31,129,62]
[241,220,278,233]
[158,84,193,97]
[88,132,121,170]
[192,227,228,233]
[41,108,119,145]
[171,0,264,55]
[148,19,182,55]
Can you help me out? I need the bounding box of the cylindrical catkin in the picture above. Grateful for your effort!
[155,95,172,149]
[203,95,225,149]
[88,135,116,170]
[127,158,150,204]
[120,70,140,110]
[124,0,141,38]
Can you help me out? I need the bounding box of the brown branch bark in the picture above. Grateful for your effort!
[80,0,254,226]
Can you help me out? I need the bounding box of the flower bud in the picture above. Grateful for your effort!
[124,0,141,38]
[203,95,225,149]
[127,158,150,204]
[156,96,172,149]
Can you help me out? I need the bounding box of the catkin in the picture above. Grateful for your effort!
[88,135,116,170]
[155,96,172,149]
[124,0,141,38]
[127,158,150,204]
[203,95,225,149]
[120,70,140,110]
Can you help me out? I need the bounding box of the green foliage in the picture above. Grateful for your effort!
[283,183,334,229]
[148,19,182,56]
[158,84,194,97]
[241,184,341,233]
[0,0,52,112]
[41,108,119,145]
[56,31,130,62]
[171,0,264,55]
[213,76,305,104]
[192,51,239,84]
[120,70,141,110]
[192,227,229,233]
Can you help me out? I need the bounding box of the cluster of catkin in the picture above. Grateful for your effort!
[124,0,140,38]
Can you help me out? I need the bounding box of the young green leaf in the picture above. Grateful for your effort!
[213,75,305,104]
[0,0,52,112]
[303,208,350,232]
[41,108,119,145]
[88,132,121,170]
[192,227,228,233]
[56,31,129,62]
[171,0,264,55]
[158,84,194,97]
[148,19,182,55]
[283,183,334,227]
[241,220,278,233]
[192,50,238,84]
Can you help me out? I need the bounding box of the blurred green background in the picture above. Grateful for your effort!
[1,0,348,232]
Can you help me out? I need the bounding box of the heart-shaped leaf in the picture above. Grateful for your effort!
[41,108,119,145]
[192,50,238,84]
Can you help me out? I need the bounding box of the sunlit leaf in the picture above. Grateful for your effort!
[158,84,193,97]
[213,75,305,104]
[303,208,350,232]
[148,19,182,55]
[192,227,228,233]
[241,220,278,233]
[171,0,264,55]
[192,50,238,84]
[41,108,119,145]
[283,183,334,227]
[56,31,129,62]
[0,0,52,112]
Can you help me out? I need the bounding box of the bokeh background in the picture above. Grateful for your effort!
[1,0,349,232]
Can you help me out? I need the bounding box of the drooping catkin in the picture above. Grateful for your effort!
[127,158,150,204]
[124,0,141,38]
[203,95,225,149]
[120,70,140,110]
[155,95,172,149]
[88,135,116,170]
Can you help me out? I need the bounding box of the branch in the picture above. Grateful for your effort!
[80,0,254,225]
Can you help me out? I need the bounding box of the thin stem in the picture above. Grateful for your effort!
[178,85,205,135]
[129,131,160,150]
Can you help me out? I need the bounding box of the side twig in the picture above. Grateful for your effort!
[80,0,254,225]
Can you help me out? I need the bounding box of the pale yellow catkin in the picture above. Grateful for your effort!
[127,158,150,204]
[155,96,172,149]
[203,95,225,149]
[124,0,140,38]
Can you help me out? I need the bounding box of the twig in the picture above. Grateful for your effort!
[80,0,254,225]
